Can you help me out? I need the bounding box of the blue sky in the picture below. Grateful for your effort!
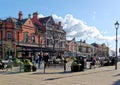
[1,0,120,51]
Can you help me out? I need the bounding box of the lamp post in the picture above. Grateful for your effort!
[1,30,2,59]
[115,21,119,70]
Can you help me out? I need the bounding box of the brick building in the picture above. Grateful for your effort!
[0,11,45,59]
[0,11,66,60]
[65,38,77,57]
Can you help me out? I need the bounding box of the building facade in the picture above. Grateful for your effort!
[40,16,66,56]
[0,11,66,60]
[0,11,46,59]
[65,38,77,57]
[76,40,94,59]
[0,11,110,60]
[91,43,109,59]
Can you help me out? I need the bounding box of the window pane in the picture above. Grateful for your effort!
[7,32,12,40]
[32,36,35,43]
[24,33,28,42]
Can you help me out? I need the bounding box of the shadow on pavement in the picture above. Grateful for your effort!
[0,70,26,75]
[0,67,116,76]
[114,73,120,77]
[31,71,72,75]
[44,69,114,81]
[112,80,120,85]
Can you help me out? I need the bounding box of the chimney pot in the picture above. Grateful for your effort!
[58,21,61,26]
[32,12,38,20]
[18,11,23,20]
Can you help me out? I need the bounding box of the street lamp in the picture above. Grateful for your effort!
[0,20,2,59]
[115,21,119,70]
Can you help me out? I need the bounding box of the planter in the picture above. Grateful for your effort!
[24,64,31,72]
[32,64,37,72]
[24,59,32,72]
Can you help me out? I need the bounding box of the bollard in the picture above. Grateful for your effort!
[44,62,46,74]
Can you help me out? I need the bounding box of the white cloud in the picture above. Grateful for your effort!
[39,14,116,42]
[38,13,120,52]
[52,14,104,40]
[38,14,44,18]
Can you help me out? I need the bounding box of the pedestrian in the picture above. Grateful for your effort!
[43,53,49,62]
[31,53,35,64]
[90,57,96,69]
[35,54,39,64]
[42,53,49,67]
[38,52,43,69]
[100,58,104,67]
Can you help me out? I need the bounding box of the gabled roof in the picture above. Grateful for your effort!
[91,43,103,48]
[39,16,50,24]
[16,19,27,27]
[0,17,28,28]
[91,43,98,47]
[66,38,76,44]
[39,16,55,25]
[31,18,45,32]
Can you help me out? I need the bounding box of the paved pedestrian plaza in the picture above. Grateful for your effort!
[0,62,120,85]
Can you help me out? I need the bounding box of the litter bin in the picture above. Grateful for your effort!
[76,56,87,71]
[71,61,81,72]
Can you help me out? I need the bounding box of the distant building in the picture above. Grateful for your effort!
[91,43,109,59]
[76,40,94,59]
[65,38,77,57]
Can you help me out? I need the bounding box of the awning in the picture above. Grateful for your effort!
[17,45,56,53]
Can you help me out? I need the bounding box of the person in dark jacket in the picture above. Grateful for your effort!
[90,57,96,69]
[43,53,49,63]
[43,53,49,68]
[38,52,43,69]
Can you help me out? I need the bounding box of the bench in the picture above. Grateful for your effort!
[43,61,67,74]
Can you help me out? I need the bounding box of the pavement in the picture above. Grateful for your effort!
[0,62,120,85]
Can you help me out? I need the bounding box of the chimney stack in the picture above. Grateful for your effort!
[18,11,23,20]
[28,14,31,18]
[32,12,38,20]
[58,21,61,26]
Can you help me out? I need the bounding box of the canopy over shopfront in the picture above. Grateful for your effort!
[17,45,56,53]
